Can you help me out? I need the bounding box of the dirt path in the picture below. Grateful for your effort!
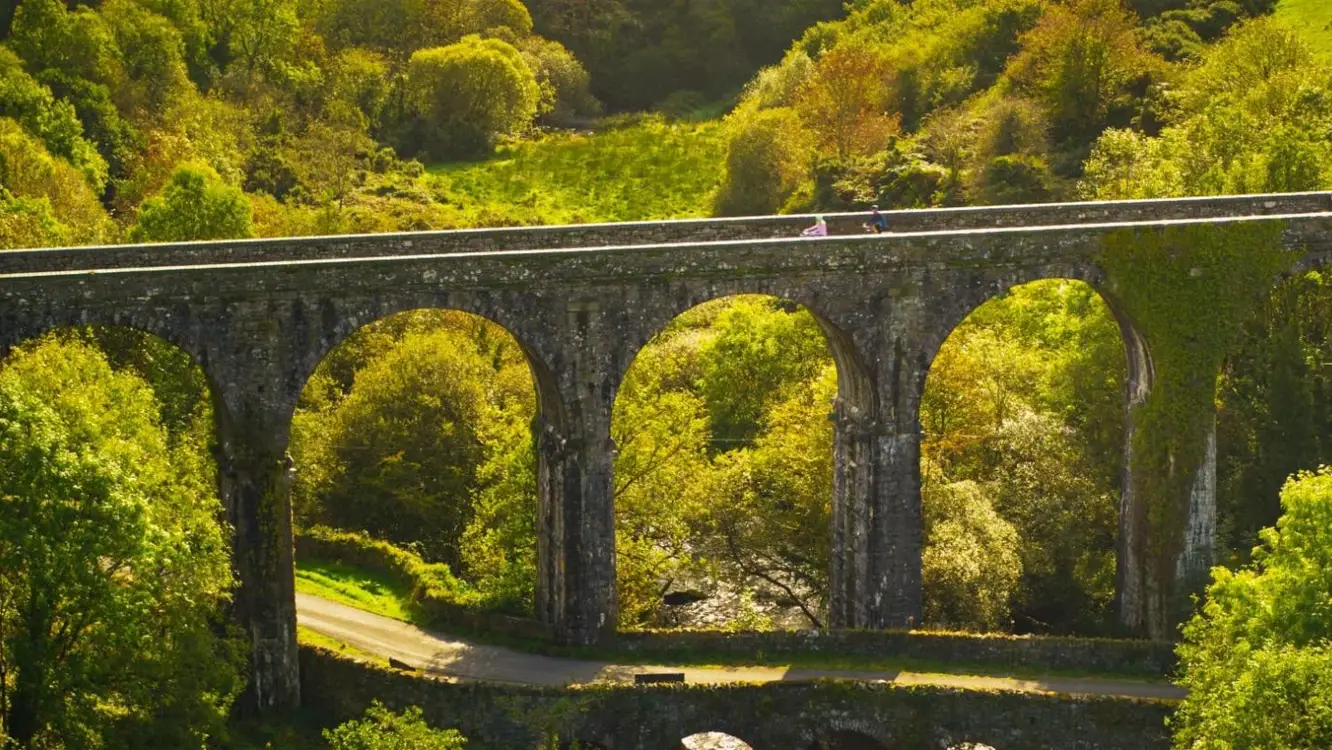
[295,593,1185,700]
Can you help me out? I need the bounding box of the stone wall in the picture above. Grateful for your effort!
[300,647,1173,750]
[609,629,1175,678]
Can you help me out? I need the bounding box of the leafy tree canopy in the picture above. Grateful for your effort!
[1173,468,1332,748]
[0,336,239,747]
[129,161,254,242]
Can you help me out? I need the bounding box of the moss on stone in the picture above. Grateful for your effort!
[1100,221,1298,633]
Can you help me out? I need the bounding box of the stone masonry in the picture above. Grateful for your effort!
[2,192,1330,711]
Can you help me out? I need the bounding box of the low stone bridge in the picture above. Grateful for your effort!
[4,191,1330,711]
[300,647,1175,749]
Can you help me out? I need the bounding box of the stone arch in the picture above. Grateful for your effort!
[288,305,563,623]
[917,274,1138,634]
[681,731,754,749]
[610,292,870,630]
[0,305,222,391]
[296,296,567,436]
[614,287,873,405]
[920,266,1116,380]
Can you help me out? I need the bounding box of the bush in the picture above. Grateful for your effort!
[973,153,1053,205]
[397,36,539,160]
[1173,468,1332,747]
[296,526,549,633]
[713,107,813,216]
[129,162,253,242]
[325,701,466,749]
[0,118,113,245]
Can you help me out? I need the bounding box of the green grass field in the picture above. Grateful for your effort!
[294,558,416,623]
[427,116,727,226]
[1276,0,1332,54]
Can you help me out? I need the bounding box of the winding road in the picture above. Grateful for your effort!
[295,593,1185,700]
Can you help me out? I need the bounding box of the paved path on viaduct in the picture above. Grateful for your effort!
[296,593,1186,701]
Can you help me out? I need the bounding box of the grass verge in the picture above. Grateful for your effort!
[295,558,416,624]
[296,625,389,668]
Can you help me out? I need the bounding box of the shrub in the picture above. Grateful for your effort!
[973,153,1053,205]
[714,107,813,216]
[397,36,539,160]
[325,701,466,749]
[0,118,113,245]
[129,162,253,242]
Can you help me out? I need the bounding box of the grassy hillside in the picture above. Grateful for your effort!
[427,116,727,226]
[1276,0,1332,53]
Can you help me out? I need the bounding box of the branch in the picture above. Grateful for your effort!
[724,533,824,629]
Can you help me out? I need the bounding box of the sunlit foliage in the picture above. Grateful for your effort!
[0,337,239,747]
[1174,468,1332,748]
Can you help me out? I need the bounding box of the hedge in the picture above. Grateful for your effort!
[295,525,550,639]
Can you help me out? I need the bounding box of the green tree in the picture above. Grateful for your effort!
[921,280,1124,634]
[1080,19,1332,200]
[398,36,539,159]
[0,337,240,747]
[0,117,113,246]
[698,297,830,448]
[714,106,813,216]
[301,328,496,567]
[129,162,253,242]
[794,41,898,159]
[325,701,467,749]
[612,376,715,626]
[0,193,64,248]
[1173,468,1332,748]
[225,0,299,77]
[100,0,193,116]
[921,475,1022,631]
[516,35,599,124]
[0,46,108,190]
[1007,0,1163,143]
[710,365,836,627]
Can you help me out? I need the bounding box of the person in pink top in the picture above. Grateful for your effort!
[800,216,828,236]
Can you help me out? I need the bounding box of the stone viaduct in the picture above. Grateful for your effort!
[2,191,1330,711]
